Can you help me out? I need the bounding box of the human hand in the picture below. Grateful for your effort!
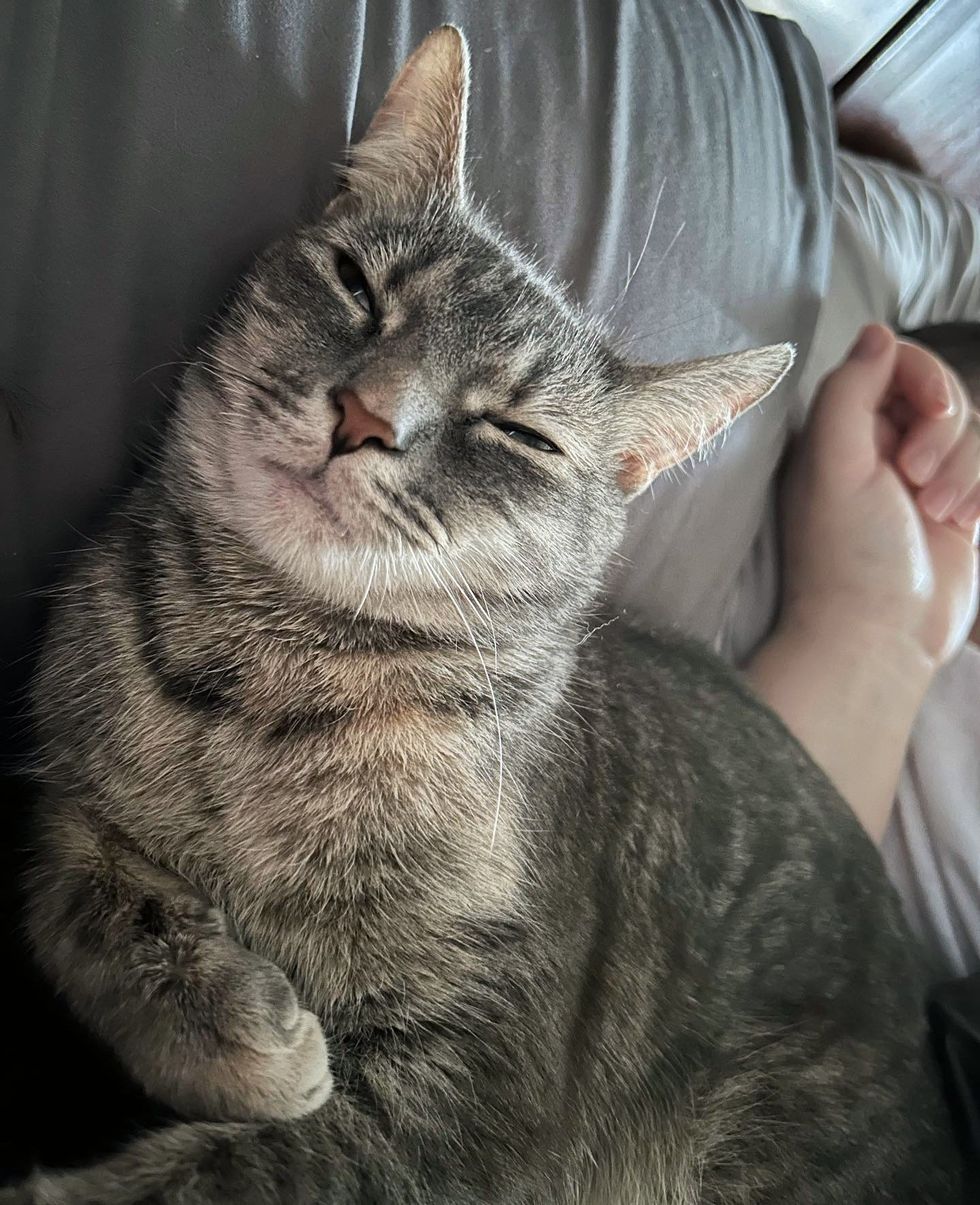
[779,323,979,669]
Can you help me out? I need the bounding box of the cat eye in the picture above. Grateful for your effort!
[335,252,376,318]
[489,420,561,454]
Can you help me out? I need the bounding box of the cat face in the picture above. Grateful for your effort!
[176,27,792,617]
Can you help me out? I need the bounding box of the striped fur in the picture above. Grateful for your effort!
[18,27,959,1204]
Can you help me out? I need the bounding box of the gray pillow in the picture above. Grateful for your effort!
[0,0,833,744]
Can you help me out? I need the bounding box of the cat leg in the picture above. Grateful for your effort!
[11,1112,431,1205]
[26,798,332,1123]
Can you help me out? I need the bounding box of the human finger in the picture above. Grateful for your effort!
[916,411,980,523]
[950,469,980,530]
[890,339,955,419]
[897,360,970,487]
[807,325,898,472]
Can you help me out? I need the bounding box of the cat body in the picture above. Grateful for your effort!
[18,28,959,1204]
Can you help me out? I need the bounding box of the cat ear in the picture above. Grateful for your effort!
[346,26,470,199]
[616,344,795,497]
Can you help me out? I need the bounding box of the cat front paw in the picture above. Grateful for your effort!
[123,941,333,1122]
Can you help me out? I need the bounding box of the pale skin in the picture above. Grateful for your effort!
[747,323,980,843]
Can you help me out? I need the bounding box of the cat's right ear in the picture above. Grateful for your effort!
[614,343,795,498]
[344,26,470,201]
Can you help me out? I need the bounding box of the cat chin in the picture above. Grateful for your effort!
[222,444,561,613]
[224,454,428,599]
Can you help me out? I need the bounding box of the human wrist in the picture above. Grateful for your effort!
[773,598,938,707]
[744,605,935,842]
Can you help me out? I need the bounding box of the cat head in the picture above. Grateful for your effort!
[176,27,792,619]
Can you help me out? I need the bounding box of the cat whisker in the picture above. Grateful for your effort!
[452,564,499,673]
[651,220,686,274]
[606,175,667,319]
[421,557,505,855]
[474,583,499,674]
[436,552,493,627]
[131,359,198,385]
[199,351,297,411]
[351,552,378,622]
[606,303,715,362]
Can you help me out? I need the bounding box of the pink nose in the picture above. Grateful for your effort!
[332,388,399,455]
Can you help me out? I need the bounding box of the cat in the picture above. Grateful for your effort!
[12,25,960,1205]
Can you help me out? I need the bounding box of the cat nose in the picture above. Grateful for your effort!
[331,388,401,456]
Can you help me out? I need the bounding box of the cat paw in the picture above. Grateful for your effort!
[124,944,333,1122]
[202,986,334,1123]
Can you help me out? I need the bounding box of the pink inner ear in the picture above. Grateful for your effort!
[617,449,654,495]
[616,342,794,497]
[617,411,736,495]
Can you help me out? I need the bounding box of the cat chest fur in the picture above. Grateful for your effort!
[100,630,526,1007]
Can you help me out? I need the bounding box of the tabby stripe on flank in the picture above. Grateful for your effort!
[169,506,214,593]
[263,707,350,745]
[122,518,242,717]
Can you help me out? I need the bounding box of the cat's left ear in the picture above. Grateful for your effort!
[615,344,795,498]
[345,26,470,200]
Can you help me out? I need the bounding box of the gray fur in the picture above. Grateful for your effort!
[17,27,959,1205]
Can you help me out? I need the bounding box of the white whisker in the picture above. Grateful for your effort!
[351,553,378,621]
[652,220,686,272]
[422,559,506,855]
[449,558,498,671]
[607,175,667,317]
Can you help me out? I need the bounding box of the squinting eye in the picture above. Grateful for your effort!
[490,420,561,454]
[336,252,376,318]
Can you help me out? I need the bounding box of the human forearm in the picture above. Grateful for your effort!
[746,327,979,842]
[745,610,934,843]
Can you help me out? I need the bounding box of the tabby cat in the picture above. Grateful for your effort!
[16,26,959,1205]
